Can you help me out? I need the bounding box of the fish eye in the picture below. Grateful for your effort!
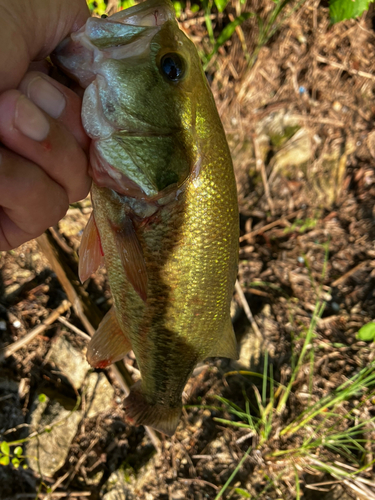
[160,53,185,82]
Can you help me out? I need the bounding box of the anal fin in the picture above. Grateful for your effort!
[206,318,238,360]
[110,217,148,302]
[79,212,104,283]
[87,306,132,368]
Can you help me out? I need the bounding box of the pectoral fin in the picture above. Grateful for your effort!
[110,217,148,302]
[206,319,238,360]
[87,306,132,368]
[79,212,104,283]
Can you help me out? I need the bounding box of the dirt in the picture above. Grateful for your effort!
[0,1,375,499]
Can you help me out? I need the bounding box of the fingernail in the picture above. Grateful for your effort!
[25,76,66,119]
[14,95,50,141]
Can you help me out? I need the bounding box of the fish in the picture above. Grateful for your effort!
[53,0,239,436]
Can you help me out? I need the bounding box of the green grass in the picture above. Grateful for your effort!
[86,0,309,75]
[187,243,375,498]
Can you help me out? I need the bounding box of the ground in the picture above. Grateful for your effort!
[0,0,375,499]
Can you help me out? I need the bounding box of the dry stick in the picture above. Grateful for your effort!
[57,316,91,341]
[11,493,91,499]
[239,210,301,242]
[0,300,71,360]
[316,54,375,81]
[343,479,375,500]
[37,233,96,337]
[50,472,70,494]
[252,134,275,215]
[178,478,219,491]
[37,230,161,451]
[235,280,264,341]
[331,260,370,288]
[71,437,100,480]
[291,114,345,128]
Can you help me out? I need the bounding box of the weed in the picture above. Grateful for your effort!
[214,445,252,500]
[0,392,81,483]
[187,243,375,497]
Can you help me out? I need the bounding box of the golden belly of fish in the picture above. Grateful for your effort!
[54,0,239,436]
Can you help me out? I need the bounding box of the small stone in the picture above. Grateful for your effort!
[26,395,82,477]
[5,284,20,297]
[231,326,264,371]
[0,320,6,331]
[171,491,186,500]
[83,372,115,419]
[332,101,342,112]
[49,336,91,389]
[12,320,21,329]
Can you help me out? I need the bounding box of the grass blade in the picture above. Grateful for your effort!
[214,446,252,500]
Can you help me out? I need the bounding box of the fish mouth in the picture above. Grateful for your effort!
[89,140,182,205]
[53,0,176,88]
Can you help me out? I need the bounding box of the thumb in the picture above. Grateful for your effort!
[0,0,89,92]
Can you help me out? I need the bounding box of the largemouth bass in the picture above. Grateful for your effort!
[54,0,239,436]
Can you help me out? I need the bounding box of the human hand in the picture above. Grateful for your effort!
[0,0,91,251]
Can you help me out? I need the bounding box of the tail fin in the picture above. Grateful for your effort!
[124,382,181,437]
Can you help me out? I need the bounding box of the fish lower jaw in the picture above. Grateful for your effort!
[90,161,150,199]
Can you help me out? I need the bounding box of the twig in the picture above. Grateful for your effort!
[239,210,301,242]
[309,457,375,492]
[236,432,255,444]
[316,54,375,81]
[10,493,91,499]
[57,317,91,341]
[252,134,275,215]
[291,114,345,128]
[343,479,375,499]
[235,280,264,341]
[66,437,100,486]
[0,300,71,360]
[49,227,75,255]
[50,472,70,494]
[37,232,99,336]
[179,478,219,491]
[331,260,370,287]
[0,393,13,402]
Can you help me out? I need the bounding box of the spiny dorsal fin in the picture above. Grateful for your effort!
[87,306,132,368]
[206,318,238,360]
[79,212,104,283]
[109,217,148,302]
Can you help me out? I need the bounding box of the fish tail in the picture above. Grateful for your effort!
[124,382,181,437]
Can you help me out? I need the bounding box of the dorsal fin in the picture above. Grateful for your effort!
[109,217,148,302]
[79,212,104,283]
[206,318,238,360]
[87,306,132,368]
